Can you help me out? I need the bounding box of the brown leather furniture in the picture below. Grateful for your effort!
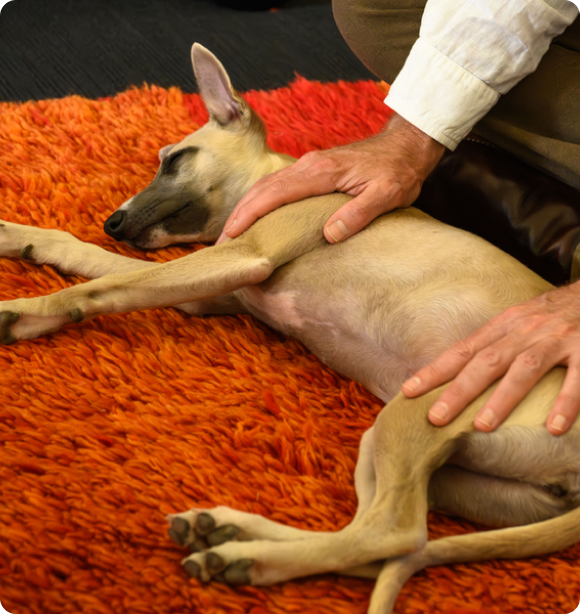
[415,139,580,287]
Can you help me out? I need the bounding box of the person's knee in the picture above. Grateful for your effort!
[332,0,424,83]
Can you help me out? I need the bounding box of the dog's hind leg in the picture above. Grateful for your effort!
[429,463,579,527]
[167,426,377,550]
[368,502,580,614]
[177,388,480,586]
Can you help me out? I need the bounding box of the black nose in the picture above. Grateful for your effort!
[104,210,127,240]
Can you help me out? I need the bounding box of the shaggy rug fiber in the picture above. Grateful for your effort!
[0,79,578,614]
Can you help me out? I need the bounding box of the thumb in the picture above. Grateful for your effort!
[323,187,394,244]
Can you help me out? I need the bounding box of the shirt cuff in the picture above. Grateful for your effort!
[384,38,500,150]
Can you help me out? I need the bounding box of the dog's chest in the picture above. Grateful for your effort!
[236,285,308,332]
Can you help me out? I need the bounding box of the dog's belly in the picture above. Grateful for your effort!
[236,266,482,402]
[235,213,553,402]
[236,283,410,401]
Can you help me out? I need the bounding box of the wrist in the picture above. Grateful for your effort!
[380,113,446,180]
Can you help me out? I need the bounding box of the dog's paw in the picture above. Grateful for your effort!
[167,508,243,552]
[182,547,254,585]
[0,298,80,344]
[0,220,79,263]
[168,508,329,586]
[0,221,40,260]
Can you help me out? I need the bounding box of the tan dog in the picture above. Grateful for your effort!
[0,45,579,613]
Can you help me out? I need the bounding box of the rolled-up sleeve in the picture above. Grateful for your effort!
[385,0,579,150]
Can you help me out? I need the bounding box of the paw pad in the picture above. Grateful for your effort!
[20,244,34,261]
[183,560,202,579]
[69,307,84,323]
[168,517,191,546]
[0,311,20,345]
[196,512,216,536]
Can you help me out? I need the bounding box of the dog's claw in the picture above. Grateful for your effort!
[207,524,240,547]
[168,517,191,546]
[196,512,216,536]
[224,559,253,585]
[0,311,20,345]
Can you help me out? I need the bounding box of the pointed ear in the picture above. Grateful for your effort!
[191,43,248,126]
[158,144,176,162]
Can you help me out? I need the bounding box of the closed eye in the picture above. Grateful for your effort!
[163,151,185,174]
[161,146,199,175]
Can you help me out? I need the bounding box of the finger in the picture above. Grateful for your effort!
[233,163,302,216]
[426,333,530,426]
[472,339,559,432]
[403,316,513,399]
[225,156,335,238]
[546,362,580,435]
[221,167,299,238]
[323,185,396,244]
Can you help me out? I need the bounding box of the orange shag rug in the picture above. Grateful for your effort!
[0,79,578,614]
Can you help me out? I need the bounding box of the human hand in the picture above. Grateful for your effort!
[402,282,580,435]
[217,113,445,244]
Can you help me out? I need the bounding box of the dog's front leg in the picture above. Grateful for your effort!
[0,235,276,343]
[0,195,346,343]
[0,220,162,278]
[0,221,245,318]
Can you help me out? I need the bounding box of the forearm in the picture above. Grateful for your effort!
[385,0,579,149]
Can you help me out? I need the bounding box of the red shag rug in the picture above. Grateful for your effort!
[0,79,578,614]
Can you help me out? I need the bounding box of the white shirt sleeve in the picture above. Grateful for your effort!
[384,0,579,150]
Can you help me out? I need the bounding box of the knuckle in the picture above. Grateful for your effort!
[443,382,469,403]
[252,174,273,190]
[309,156,336,175]
[264,178,290,197]
[538,336,561,354]
[555,393,576,413]
[553,322,575,338]
[500,304,524,322]
[514,351,543,371]
[451,342,476,362]
[475,347,503,369]
[421,362,446,383]
[384,182,404,202]
[300,150,320,163]
[568,361,580,377]
[346,205,370,226]
[518,315,545,334]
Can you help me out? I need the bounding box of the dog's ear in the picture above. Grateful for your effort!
[158,144,176,162]
[191,43,248,126]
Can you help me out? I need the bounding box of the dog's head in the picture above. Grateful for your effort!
[103,44,274,249]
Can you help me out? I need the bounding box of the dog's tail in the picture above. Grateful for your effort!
[362,504,580,614]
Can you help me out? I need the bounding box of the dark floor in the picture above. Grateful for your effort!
[0,0,372,102]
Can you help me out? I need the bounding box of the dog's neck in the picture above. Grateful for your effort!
[230,148,296,212]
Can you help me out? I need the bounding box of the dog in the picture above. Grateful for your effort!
[0,44,579,613]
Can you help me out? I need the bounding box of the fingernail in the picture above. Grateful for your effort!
[429,402,449,422]
[402,376,421,393]
[225,219,237,234]
[550,414,567,433]
[216,232,226,244]
[476,408,496,429]
[326,220,349,243]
